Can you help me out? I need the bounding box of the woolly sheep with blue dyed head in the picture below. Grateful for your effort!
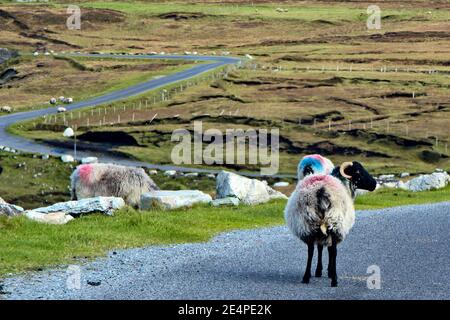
[285,161,377,287]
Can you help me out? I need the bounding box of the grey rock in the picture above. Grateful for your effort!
[212,197,240,207]
[61,155,74,163]
[31,197,125,216]
[273,181,289,187]
[216,171,287,205]
[81,157,98,164]
[400,172,410,178]
[164,170,177,176]
[184,172,199,177]
[140,190,212,210]
[24,211,74,225]
[405,172,450,192]
[0,201,24,217]
[378,174,395,181]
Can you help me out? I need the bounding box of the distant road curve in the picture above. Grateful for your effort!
[0,53,284,177]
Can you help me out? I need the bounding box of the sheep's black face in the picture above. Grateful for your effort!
[342,161,377,191]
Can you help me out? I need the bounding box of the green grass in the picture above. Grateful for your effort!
[0,182,449,277]
[0,200,284,277]
[81,1,450,22]
[355,184,450,210]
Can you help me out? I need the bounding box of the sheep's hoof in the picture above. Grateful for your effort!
[315,269,322,278]
[331,280,338,287]
[301,276,310,284]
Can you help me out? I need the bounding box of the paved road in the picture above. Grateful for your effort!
[2,202,449,300]
[0,54,283,177]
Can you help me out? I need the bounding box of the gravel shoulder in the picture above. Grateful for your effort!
[2,202,449,300]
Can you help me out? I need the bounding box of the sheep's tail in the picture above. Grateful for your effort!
[316,186,332,236]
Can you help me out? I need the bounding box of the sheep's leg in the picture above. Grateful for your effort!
[302,242,314,284]
[327,245,333,278]
[329,237,338,287]
[315,244,323,277]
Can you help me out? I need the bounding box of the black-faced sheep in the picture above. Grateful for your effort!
[70,163,159,207]
[285,161,377,287]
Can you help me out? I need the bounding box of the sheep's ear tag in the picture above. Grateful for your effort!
[320,224,327,236]
[340,162,353,179]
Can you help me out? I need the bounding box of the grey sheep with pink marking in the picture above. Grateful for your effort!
[70,163,159,207]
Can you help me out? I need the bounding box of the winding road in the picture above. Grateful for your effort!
[0,53,276,176]
[2,202,449,300]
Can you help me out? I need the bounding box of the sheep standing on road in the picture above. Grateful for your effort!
[297,154,334,181]
[285,161,377,287]
[71,163,159,207]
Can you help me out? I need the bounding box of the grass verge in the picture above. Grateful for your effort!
[1,184,449,278]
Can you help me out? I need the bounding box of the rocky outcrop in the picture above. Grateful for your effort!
[405,172,450,192]
[0,196,24,217]
[216,171,287,205]
[140,190,212,210]
[29,197,125,217]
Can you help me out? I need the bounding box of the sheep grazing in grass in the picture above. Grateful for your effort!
[70,163,159,207]
[1,106,12,113]
[297,154,334,181]
[285,161,377,287]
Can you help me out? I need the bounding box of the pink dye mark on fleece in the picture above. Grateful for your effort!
[78,164,93,184]
[301,174,341,190]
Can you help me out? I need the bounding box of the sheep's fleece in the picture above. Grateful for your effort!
[71,163,159,207]
[284,174,355,245]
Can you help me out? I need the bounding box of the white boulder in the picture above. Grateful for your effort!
[164,170,177,176]
[61,155,74,163]
[216,171,287,205]
[24,211,74,225]
[0,201,24,217]
[400,172,410,178]
[405,172,450,192]
[31,197,125,216]
[184,172,199,177]
[81,157,98,164]
[140,190,212,210]
[381,181,398,189]
[378,174,395,181]
[273,181,289,187]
